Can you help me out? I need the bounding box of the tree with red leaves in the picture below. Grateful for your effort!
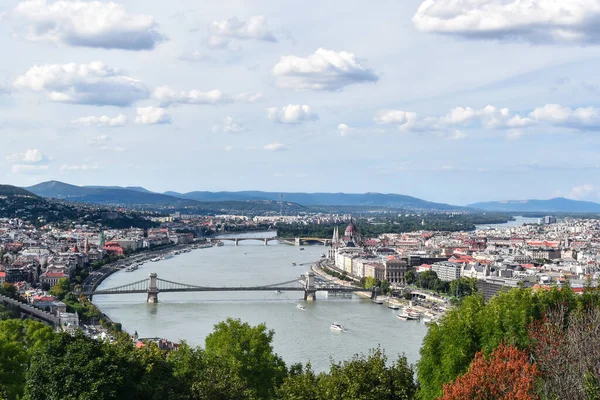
[439,344,539,400]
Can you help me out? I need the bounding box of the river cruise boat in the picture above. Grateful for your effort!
[397,312,419,321]
[330,322,345,331]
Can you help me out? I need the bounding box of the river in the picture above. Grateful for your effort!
[93,231,428,372]
[474,215,540,230]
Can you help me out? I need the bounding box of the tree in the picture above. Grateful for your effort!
[529,305,600,400]
[277,363,318,400]
[25,331,138,400]
[204,318,287,399]
[440,344,539,400]
[48,278,70,300]
[405,271,416,285]
[363,277,378,290]
[381,279,390,295]
[0,319,53,400]
[449,277,477,298]
[316,349,417,399]
[0,284,16,299]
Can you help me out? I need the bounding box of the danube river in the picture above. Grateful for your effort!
[94,232,427,372]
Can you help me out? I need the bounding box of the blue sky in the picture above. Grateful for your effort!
[2,0,600,205]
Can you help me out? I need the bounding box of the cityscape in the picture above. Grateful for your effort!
[2,0,600,399]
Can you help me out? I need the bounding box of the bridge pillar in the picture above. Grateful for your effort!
[264,238,268,246]
[147,272,159,303]
[371,286,380,300]
[235,238,239,246]
[295,237,300,246]
[303,271,317,301]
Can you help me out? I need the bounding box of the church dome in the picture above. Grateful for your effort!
[345,223,356,235]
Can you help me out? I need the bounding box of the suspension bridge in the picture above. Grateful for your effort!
[82,272,378,303]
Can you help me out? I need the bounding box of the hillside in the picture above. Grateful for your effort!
[24,181,306,214]
[26,181,200,207]
[468,197,600,213]
[165,191,462,211]
[0,185,38,198]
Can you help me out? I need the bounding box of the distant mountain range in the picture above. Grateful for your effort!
[24,181,461,211]
[468,197,600,213]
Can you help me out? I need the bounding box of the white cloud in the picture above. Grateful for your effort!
[71,114,127,127]
[135,107,171,125]
[11,164,49,174]
[337,123,354,137]
[267,104,318,124]
[224,145,234,152]
[14,0,165,50]
[14,62,149,106]
[178,51,211,63]
[373,103,600,136]
[7,149,48,164]
[272,48,379,91]
[154,86,262,107]
[59,163,100,171]
[264,143,288,151]
[529,104,600,130]
[87,134,110,144]
[568,184,598,200]
[447,130,467,140]
[213,116,245,133]
[207,16,276,48]
[412,0,600,45]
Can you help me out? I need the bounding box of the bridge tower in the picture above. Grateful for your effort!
[370,286,380,300]
[303,271,317,301]
[147,273,159,303]
[234,238,239,246]
[295,237,301,246]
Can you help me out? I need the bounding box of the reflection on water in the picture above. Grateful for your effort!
[94,231,428,371]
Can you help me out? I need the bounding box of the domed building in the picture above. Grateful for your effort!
[343,219,362,247]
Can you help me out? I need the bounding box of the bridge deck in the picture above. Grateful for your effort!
[85,286,366,295]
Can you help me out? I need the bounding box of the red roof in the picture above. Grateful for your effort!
[43,272,67,278]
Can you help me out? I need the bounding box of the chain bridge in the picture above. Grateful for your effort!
[83,272,377,303]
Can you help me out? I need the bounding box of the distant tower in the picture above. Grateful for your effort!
[84,238,89,254]
[332,226,340,244]
[100,231,105,247]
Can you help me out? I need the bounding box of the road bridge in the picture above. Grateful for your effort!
[215,237,280,245]
[83,272,377,303]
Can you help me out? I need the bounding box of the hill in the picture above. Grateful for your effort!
[165,191,461,211]
[26,181,200,207]
[0,185,38,198]
[468,197,600,213]
[24,181,306,214]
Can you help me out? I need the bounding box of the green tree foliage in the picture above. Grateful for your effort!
[0,284,17,299]
[278,349,417,400]
[417,286,600,400]
[48,278,70,300]
[204,318,288,399]
[449,277,477,299]
[24,331,139,400]
[363,276,378,289]
[0,319,53,400]
[405,271,416,285]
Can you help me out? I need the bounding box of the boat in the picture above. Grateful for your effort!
[216,241,224,247]
[397,312,419,321]
[321,254,326,258]
[387,302,400,310]
[275,290,283,294]
[422,317,432,324]
[296,304,305,310]
[299,248,305,251]
[292,262,296,266]
[371,298,384,304]
[397,314,408,321]
[330,322,345,331]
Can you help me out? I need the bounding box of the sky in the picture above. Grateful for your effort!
[2,0,600,206]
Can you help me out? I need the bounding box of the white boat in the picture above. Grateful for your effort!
[397,314,408,321]
[330,322,345,331]
[296,304,305,310]
[422,317,432,324]
[387,303,400,310]
[371,298,384,304]
[275,290,283,294]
